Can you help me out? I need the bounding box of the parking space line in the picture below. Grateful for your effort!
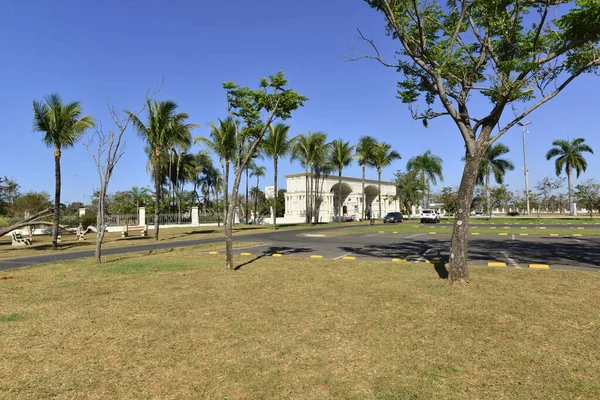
[334,253,352,261]
[405,233,425,239]
[501,251,521,268]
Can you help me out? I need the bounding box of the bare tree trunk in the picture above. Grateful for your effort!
[378,169,382,220]
[361,164,366,219]
[254,176,259,224]
[52,148,61,250]
[216,188,220,227]
[568,165,574,215]
[245,166,249,224]
[449,151,482,283]
[225,171,243,270]
[486,173,491,219]
[273,158,278,230]
[304,167,309,224]
[95,187,105,263]
[338,169,343,220]
[154,149,161,241]
[224,162,229,234]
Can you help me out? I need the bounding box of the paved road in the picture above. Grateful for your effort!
[1,225,599,271]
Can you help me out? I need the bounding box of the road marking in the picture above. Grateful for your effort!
[361,233,380,238]
[499,233,508,236]
[392,258,407,263]
[272,254,283,257]
[405,233,425,239]
[342,256,356,260]
[428,232,437,235]
[573,234,583,237]
[310,255,324,259]
[501,251,521,268]
[333,253,352,260]
[392,231,398,234]
[417,248,432,262]
[519,233,528,236]
[240,252,252,256]
[539,227,547,229]
[208,251,219,255]
[471,233,480,235]
[549,234,559,236]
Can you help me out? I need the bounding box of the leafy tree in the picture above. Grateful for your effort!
[406,150,443,208]
[489,185,513,215]
[394,169,425,218]
[355,136,378,219]
[329,139,355,219]
[574,179,600,219]
[33,94,95,249]
[534,177,564,214]
[0,177,19,216]
[369,142,401,219]
[221,72,306,270]
[127,100,196,240]
[439,187,458,216]
[546,138,594,215]
[195,118,237,223]
[10,192,52,218]
[359,0,600,283]
[130,186,152,214]
[261,123,294,229]
[250,165,266,224]
[476,144,515,218]
[276,189,286,218]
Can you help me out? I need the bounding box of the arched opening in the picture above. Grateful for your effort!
[364,185,379,217]
[330,182,353,218]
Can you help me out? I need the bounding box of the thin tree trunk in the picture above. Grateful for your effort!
[304,167,309,224]
[225,170,244,270]
[486,173,491,219]
[449,151,482,283]
[254,177,259,224]
[216,187,220,227]
[568,165,574,215]
[95,186,105,263]
[52,148,61,250]
[422,171,426,209]
[245,167,249,224]
[273,158,278,230]
[378,169,382,220]
[338,169,343,220]
[224,162,229,233]
[154,149,161,241]
[362,164,366,220]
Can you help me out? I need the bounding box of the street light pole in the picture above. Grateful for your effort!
[518,121,532,215]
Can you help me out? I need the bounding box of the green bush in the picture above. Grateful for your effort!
[507,211,520,217]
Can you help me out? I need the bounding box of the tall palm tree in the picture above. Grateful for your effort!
[33,94,95,250]
[129,186,151,215]
[355,136,377,219]
[476,143,515,217]
[546,138,594,215]
[292,131,328,223]
[127,99,196,240]
[329,139,355,219]
[406,150,444,208]
[195,117,237,225]
[261,123,294,229]
[370,142,401,219]
[250,165,266,224]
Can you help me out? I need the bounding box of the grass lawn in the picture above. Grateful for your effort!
[0,222,356,260]
[1,252,599,399]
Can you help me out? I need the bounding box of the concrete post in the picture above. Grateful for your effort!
[78,207,86,216]
[139,207,146,226]
[191,207,199,225]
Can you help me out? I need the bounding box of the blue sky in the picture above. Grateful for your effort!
[1,0,598,203]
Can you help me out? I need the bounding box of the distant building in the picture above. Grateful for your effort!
[282,173,400,223]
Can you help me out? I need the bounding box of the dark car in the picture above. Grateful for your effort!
[383,212,403,223]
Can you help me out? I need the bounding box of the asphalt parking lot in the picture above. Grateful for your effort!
[227,228,600,271]
[1,225,599,271]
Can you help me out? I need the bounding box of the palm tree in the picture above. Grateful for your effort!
[129,186,151,215]
[329,139,355,220]
[127,99,196,240]
[355,136,377,219]
[370,142,401,219]
[406,150,444,208]
[546,138,594,215]
[33,94,95,250]
[250,165,266,224]
[261,123,294,229]
[195,117,237,225]
[292,131,328,223]
[476,143,515,218]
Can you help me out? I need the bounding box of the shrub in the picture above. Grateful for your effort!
[507,211,520,217]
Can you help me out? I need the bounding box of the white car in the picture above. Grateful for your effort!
[420,209,440,223]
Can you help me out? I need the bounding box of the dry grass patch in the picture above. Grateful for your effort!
[1,254,599,399]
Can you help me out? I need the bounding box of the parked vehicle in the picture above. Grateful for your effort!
[383,212,403,223]
[420,209,440,223]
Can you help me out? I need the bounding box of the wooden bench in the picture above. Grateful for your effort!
[11,232,32,246]
[121,225,148,238]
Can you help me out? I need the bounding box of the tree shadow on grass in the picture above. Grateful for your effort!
[235,246,313,270]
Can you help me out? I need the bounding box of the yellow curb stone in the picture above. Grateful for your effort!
[272,254,283,257]
[471,233,480,235]
[549,234,559,236]
[529,264,550,269]
[208,251,219,255]
[519,233,528,236]
[428,232,437,235]
[310,255,323,259]
[499,233,508,236]
[572,234,583,237]
[240,252,252,256]
[488,262,507,267]
[392,258,407,263]
[342,256,356,260]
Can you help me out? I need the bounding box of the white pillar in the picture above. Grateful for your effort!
[191,207,199,225]
[139,207,146,226]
